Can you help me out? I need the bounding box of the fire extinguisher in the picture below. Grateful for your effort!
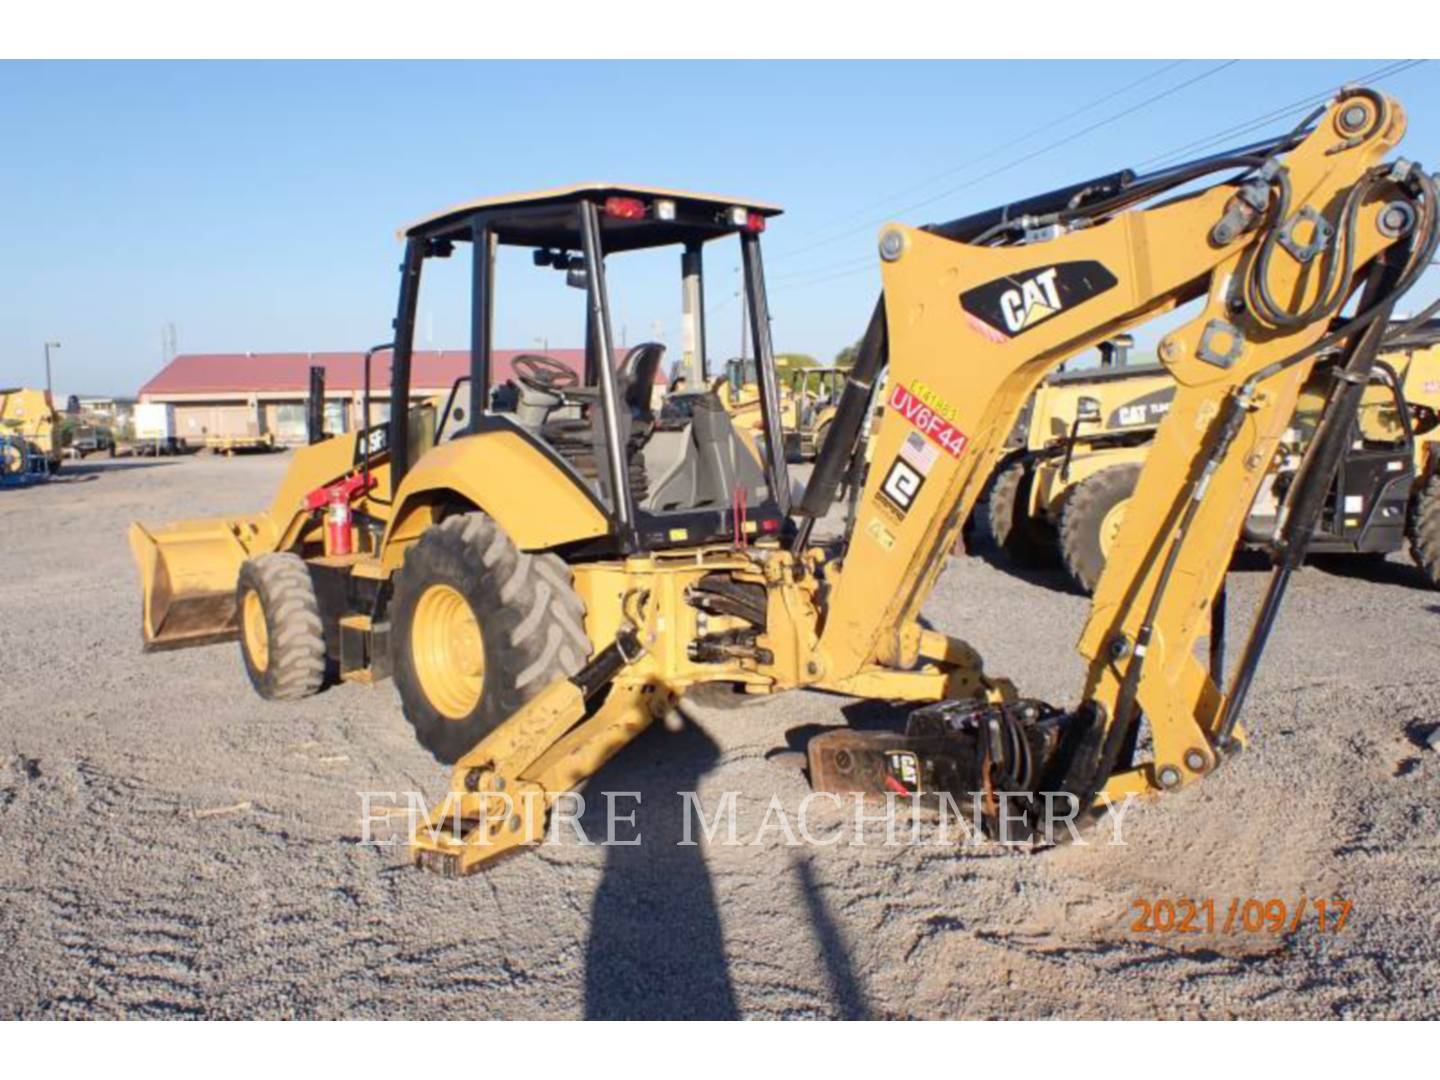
[303,472,378,557]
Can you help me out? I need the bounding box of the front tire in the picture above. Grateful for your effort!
[985,458,1053,567]
[1408,474,1440,588]
[236,553,327,700]
[390,512,591,764]
[1059,464,1140,595]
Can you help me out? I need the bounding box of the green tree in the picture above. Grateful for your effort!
[774,352,818,376]
[834,341,861,369]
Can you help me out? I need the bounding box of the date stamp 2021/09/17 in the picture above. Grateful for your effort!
[1129,897,1352,935]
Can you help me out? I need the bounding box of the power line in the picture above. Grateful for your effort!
[772,58,1430,295]
[773,60,1237,289]
[1136,59,1426,170]
[772,60,1186,262]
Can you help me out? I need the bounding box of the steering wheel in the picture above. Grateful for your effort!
[513,353,579,394]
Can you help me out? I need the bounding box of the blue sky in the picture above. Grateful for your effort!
[2,60,1436,396]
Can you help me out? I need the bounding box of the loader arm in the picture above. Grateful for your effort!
[816,89,1430,801]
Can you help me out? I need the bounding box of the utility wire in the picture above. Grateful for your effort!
[772,58,1429,294]
[1136,59,1426,170]
[773,60,1186,261]
[773,60,1236,288]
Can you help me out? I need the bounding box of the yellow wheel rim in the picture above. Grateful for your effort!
[1099,498,1129,559]
[411,584,485,720]
[242,589,269,673]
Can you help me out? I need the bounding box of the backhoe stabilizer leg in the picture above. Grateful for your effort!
[410,629,649,876]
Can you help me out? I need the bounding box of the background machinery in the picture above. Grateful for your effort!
[0,386,62,483]
[785,365,847,461]
[991,320,1440,592]
[983,336,1171,588]
[130,90,1438,876]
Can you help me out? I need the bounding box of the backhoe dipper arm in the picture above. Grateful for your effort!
[816,90,1428,800]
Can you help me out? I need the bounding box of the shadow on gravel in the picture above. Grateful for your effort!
[59,458,188,477]
[962,532,1086,597]
[794,856,871,1019]
[581,719,739,1019]
[777,698,911,768]
[1307,553,1433,591]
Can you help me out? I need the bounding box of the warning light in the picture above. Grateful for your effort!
[603,197,646,220]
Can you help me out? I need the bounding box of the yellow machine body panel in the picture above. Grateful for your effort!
[1388,341,1440,473]
[0,387,61,466]
[381,428,612,568]
[1027,367,1172,448]
[1024,366,1174,520]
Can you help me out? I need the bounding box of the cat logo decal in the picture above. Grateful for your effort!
[960,260,1118,341]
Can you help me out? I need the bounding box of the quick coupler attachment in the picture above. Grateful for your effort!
[807,698,1092,845]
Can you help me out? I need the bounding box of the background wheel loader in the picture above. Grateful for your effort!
[0,386,63,483]
[130,89,1439,877]
[981,335,1172,586]
[988,320,1440,592]
[784,365,847,461]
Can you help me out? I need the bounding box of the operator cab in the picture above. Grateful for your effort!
[389,184,790,554]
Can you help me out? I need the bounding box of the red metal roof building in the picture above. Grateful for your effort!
[137,349,662,447]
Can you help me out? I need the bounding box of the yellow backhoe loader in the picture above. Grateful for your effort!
[130,90,1438,877]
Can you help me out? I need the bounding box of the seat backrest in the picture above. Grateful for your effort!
[619,342,667,421]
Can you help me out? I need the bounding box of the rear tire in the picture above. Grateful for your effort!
[1408,474,1440,588]
[1059,464,1140,595]
[390,512,591,764]
[985,458,1053,567]
[236,553,327,700]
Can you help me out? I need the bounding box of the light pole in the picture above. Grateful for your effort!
[43,341,60,400]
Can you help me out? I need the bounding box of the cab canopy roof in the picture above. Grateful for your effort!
[402,183,783,253]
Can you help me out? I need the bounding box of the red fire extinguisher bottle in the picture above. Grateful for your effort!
[326,487,354,556]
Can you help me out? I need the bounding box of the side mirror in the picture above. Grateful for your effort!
[1076,396,1101,423]
[566,264,589,290]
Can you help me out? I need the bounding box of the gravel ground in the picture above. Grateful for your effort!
[1,448,1437,1019]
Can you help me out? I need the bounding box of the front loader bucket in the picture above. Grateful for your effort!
[128,518,268,651]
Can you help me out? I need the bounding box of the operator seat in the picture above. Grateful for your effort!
[540,342,666,504]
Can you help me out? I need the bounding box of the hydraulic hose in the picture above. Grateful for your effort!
[791,300,887,551]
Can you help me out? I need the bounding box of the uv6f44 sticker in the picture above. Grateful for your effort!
[960,261,1118,340]
[887,382,969,457]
